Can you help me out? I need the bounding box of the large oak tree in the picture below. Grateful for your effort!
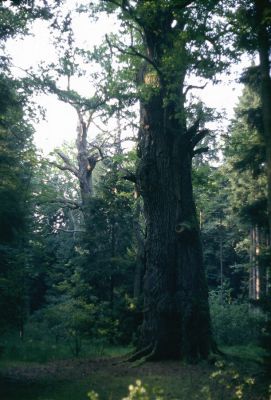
[99,0,234,361]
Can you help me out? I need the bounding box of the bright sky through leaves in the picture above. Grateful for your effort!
[5,2,251,154]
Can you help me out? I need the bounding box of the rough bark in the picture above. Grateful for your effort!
[105,0,214,361]
[136,91,212,361]
[75,115,96,207]
[254,0,271,243]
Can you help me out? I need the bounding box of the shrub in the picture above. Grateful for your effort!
[209,290,265,346]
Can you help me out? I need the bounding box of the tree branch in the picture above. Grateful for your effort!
[51,227,86,234]
[105,34,161,77]
[90,144,105,161]
[186,117,201,138]
[53,151,79,177]
[120,168,137,183]
[40,197,82,210]
[184,82,207,96]
[191,129,210,148]
[174,0,195,9]
[104,0,142,25]
[50,161,77,177]
[192,146,209,157]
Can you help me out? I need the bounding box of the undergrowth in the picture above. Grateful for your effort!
[0,332,131,364]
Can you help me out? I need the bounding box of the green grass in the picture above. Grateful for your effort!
[222,344,267,363]
[0,365,264,400]
[0,377,92,400]
[0,368,214,400]
[0,333,132,364]
[0,343,267,400]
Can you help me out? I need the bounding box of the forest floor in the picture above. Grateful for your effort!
[0,347,268,400]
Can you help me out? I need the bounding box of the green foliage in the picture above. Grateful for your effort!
[225,83,265,179]
[87,368,259,400]
[193,164,248,293]
[210,290,265,346]
[0,0,269,382]
[88,380,164,400]
[201,361,257,400]
[20,148,138,354]
[0,0,60,43]
[0,343,266,399]
[228,0,271,55]
[0,74,35,333]
[42,298,95,356]
[0,328,130,363]
[0,0,62,337]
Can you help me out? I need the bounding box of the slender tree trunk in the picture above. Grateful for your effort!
[249,225,261,300]
[219,214,223,304]
[249,226,255,300]
[133,200,145,299]
[110,222,116,309]
[76,119,96,207]
[136,93,212,361]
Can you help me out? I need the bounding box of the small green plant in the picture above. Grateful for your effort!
[42,298,96,357]
[202,361,256,400]
[88,380,164,400]
[87,366,258,400]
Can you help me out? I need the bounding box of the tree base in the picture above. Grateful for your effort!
[121,337,221,366]
[125,344,155,363]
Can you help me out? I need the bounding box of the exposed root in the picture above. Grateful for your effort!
[112,345,153,366]
[130,343,158,367]
[111,349,137,365]
[125,344,153,363]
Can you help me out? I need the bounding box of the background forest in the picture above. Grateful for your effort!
[0,0,270,399]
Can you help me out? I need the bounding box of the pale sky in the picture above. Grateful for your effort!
[5,3,251,154]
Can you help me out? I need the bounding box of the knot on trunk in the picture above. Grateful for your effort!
[175,221,194,234]
[175,219,198,241]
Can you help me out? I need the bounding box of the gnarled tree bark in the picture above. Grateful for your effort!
[136,91,211,361]
[254,0,271,245]
[103,0,221,361]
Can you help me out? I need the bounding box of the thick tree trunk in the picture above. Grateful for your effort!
[255,0,271,243]
[136,93,212,361]
[108,0,215,362]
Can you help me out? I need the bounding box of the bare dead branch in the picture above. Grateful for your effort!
[52,151,79,177]
[184,82,207,96]
[49,161,78,177]
[91,120,109,134]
